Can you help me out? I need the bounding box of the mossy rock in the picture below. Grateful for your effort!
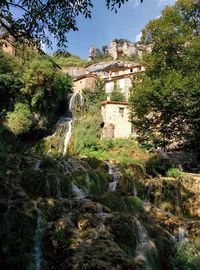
[110,214,137,257]
[124,196,144,214]
[101,192,127,212]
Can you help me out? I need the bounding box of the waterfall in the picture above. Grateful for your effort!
[85,172,90,187]
[69,92,84,112]
[33,202,43,270]
[134,218,149,248]
[178,226,185,242]
[97,203,104,223]
[56,177,62,199]
[175,186,181,217]
[105,161,120,192]
[133,177,137,196]
[145,185,152,202]
[63,119,73,156]
[35,160,41,170]
[104,161,114,175]
[108,176,120,192]
[72,183,86,199]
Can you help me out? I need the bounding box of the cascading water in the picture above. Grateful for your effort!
[63,118,73,156]
[145,185,152,202]
[69,92,84,113]
[97,203,104,223]
[105,161,120,192]
[56,176,62,199]
[178,226,185,242]
[35,160,41,170]
[132,177,137,196]
[134,218,149,248]
[33,202,43,270]
[72,183,86,199]
[108,176,120,192]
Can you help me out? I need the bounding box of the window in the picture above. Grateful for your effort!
[119,107,124,117]
[130,68,133,73]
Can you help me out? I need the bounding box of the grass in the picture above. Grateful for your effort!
[78,138,150,165]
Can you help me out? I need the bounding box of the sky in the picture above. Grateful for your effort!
[48,0,176,59]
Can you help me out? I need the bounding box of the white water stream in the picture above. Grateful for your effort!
[72,183,86,199]
[105,161,120,192]
[178,226,185,242]
[63,119,73,156]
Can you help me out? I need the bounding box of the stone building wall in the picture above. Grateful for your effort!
[73,75,96,93]
[101,101,133,139]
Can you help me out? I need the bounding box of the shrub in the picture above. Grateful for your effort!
[166,168,182,177]
[145,155,172,177]
[124,196,144,213]
[173,241,200,270]
[7,103,32,135]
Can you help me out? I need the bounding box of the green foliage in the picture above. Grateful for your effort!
[173,241,200,270]
[53,54,88,67]
[74,115,102,153]
[124,196,144,213]
[129,0,200,150]
[102,192,127,212]
[166,168,182,177]
[0,1,140,48]
[7,103,32,135]
[110,81,126,102]
[21,56,72,130]
[145,155,172,177]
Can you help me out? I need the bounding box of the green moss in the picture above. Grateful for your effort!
[124,196,144,213]
[166,168,182,177]
[101,192,127,212]
[111,215,137,257]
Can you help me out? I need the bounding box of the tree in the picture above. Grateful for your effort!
[7,103,32,135]
[129,0,200,150]
[22,56,72,129]
[0,0,143,48]
[110,81,125,102]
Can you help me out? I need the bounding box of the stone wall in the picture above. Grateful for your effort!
[73,75,96,93]
[101,101,133,139]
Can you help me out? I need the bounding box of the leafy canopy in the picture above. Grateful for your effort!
[129,0,200,150]
[0,0,143,48]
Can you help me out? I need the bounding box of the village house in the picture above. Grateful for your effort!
[104,63,144,100]
[73,73,97,93]
[101,100,135,139]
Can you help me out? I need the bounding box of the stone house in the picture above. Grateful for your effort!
[84,61,145,99]
[104,64,144,100]
[101,100,134,139]
[73,74,97,93]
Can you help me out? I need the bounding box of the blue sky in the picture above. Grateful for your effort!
[48,0,176,59]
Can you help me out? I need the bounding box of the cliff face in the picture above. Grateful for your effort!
[108,40,151,60]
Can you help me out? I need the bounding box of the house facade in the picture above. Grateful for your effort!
[101,101,134,139]
[73,74,97,93]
